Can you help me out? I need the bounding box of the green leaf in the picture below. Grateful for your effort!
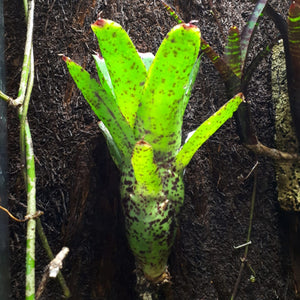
[98,121,122,169]
[224,26,241,78]
[175,93,244,170]
[181,55,202,118]
[135,23,201,159]
[240,0,268,69]
[63,56,135,161]
[131,141,162,196]
[93,53,115,97]
[91,19,147,128]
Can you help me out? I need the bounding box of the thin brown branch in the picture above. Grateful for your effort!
[0,204,43,222]
[243,161,259,181]
[0,205,25,222]
[36,267,49,300]
[245,141,300,161]
[36,247,70,300]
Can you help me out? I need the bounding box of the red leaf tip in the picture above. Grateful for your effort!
[137,140,149,146]
[183,22,198,30]
[93,18,106,27]
[62,55,70,62]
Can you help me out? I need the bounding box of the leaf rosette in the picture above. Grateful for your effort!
[63,19,243,281]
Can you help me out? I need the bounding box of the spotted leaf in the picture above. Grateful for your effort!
[92,19,148,128]
[175,93,244,170]
[93,53,115,98]
[135,23,201,159]
[131,141,162,196]
[63,56,135,161]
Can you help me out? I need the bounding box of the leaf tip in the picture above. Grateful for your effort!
[182,22,199,31]
[93,51,104,60]
[61,55,70,62]
[238,92,245,102]
[289,2,300,20]
[92,18,107,28]
[136,140,149,146]
[135,140,152,151]
[230,25,240,34]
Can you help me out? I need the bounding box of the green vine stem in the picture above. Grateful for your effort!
[20,1,36,298]
[24,119,36,300]
[19,48,33,182]
[0,90,14,103]
[16,0,34,107]
[21,1,70,298]
[0,0,70,298]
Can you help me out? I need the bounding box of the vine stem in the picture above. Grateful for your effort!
[15,0,34,105]
[0,0,35,295]
[231,161,258,300]
[24,119,36,300]
[20,1,36,298]
[21,1,70,297]
[19,48,34,182]
[0,90,14,103]
[0,0,70,298]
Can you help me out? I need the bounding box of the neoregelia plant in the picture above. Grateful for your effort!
[63,19,243,282]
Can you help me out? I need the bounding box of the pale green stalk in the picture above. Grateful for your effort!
[21,3,70,297]
[19,2,36,299]
[19,49,33,182]
[15,0,34,107]
[24,119,36,300]
[22,53,36,300]
[0,90,13,103]
[23,0,28,19]
[0,0,69,297]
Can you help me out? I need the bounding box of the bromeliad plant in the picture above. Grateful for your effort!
[63,19,243,282]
